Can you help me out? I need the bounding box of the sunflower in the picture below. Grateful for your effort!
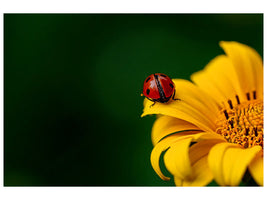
[141,41,263,186]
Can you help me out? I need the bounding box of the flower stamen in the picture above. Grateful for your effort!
[236,95,240,104]
[253,91,256,100]
[246,92,251,101]
[223,110,229,119]
[216,97,263,148]
[228,100,233,109]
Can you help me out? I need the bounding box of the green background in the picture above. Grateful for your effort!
[4,14,263,186]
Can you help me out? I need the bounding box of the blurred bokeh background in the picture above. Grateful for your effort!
[4,14,263,186]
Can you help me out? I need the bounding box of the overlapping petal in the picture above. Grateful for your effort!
[150,132,205,181]
[163,137,193,180]
[174,139,225,186]
[220,41,263,100]
[191,55,244,107]
[248,151,263,186]
[191,42,263,107]
[208,143,262,186]
[174,156,212,186]
[151,132,221,180]
[151,115,201,145]
[151,131,226,183]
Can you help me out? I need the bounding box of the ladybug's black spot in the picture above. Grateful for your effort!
[146,89,150,95]
[145,77,151,83]
[169,83,174,88]
[160,74,167,77]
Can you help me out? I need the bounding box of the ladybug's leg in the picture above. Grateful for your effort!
[145,97,157,108]
[172,89,181,101]
[150,101,156,108]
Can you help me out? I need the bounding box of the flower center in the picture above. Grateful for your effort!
[216,94,263,149]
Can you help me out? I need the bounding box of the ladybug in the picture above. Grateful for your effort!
[142,73,179,107]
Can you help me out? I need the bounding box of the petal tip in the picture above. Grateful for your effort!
[219,40,234,49]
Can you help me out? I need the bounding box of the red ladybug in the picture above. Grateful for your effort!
[142,73,179,107]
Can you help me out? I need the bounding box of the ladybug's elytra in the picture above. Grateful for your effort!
[142,73,179,107]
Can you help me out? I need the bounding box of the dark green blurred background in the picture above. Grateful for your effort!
[4,14,263,186]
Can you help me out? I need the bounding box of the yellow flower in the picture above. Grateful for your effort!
[141,41,263,186]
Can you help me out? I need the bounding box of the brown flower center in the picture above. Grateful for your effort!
[216,93,263,149]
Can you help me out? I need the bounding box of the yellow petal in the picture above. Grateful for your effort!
[173,139,225,186]
[223,145,262,186]
[174,177,183,186]
[220,41,263,100]
[163,138,193,179]
[208,142,238,185]
[208,143,262,186]
[197,132,227,141]
[191,55,245,107]
[172,79,219,116]
[150,135,177,181]
[180,156,213,186]
[248,150,263,186]
[150,132,205,181]
[151,115,201,145]
[142,79,217,132]
[189,139,226,166]
[163,133,223,182]
[142,98,215,132]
